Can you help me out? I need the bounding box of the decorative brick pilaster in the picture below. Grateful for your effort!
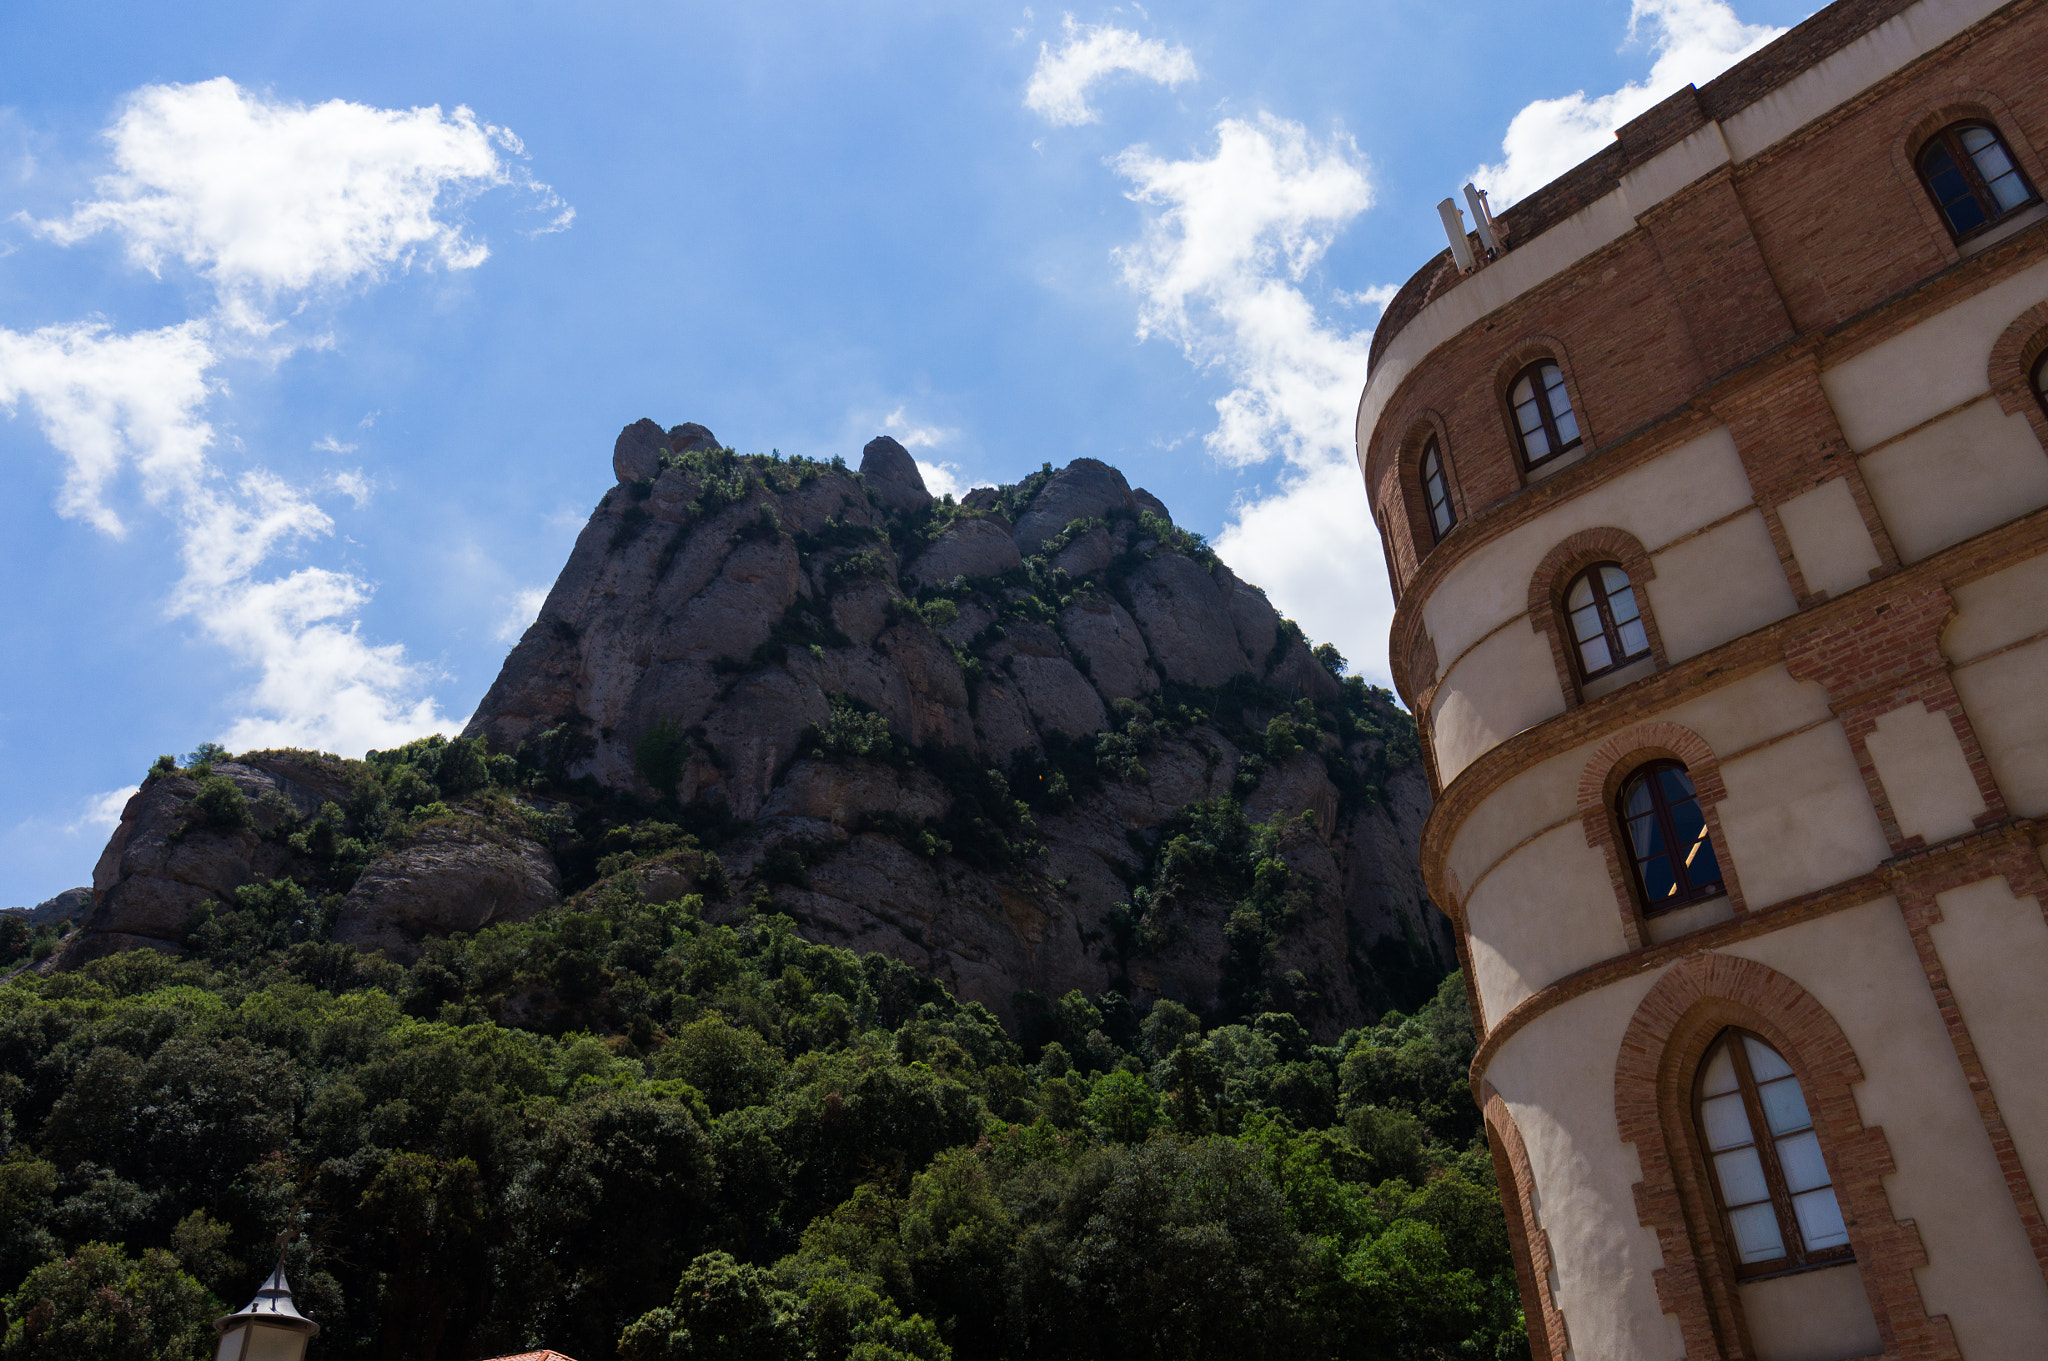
[1783,585,2008,852]
[1482,1089,1569,1361]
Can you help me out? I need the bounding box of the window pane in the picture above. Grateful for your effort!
[1744,1036,1795,1082]
[1776,1131,1831,1193]
[1627,811,1665,860]
[1566,575,1593,609]
[1616,618,1651,658]
[1640,855,1678,900]
[1657,766,1698,803]
[1511,377,1534,405]
[1986,167,2030,212]
[1729,1202,1787,1263]
[1552,406,1581,445]
[1793,1187,1851,1251]
[1714,1147,1771,1205]
[1604,584,1641,625]
[1523,425,1551,459]
[1686,831,1723,887]
[1701,1046,1739,1097]
[1431,500,1453,535]
[1597,564,1629,595]
[1624,778,1654,818]
[1959,124,1997,154]
[1701,1091,1754,1151]
[1758,1078,1812,1137]
[1570,603,1604,642]
[1578,635,1612,673]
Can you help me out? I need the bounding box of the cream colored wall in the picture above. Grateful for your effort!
[1863,701,1986,842]
[1776,476,1881,599]
[1858,397,2048,563]
[1953,640,2048,817]
[1820,259,2048,451]
[1927,876,2048,1245]
[1729,900,2048,1359]
[1463,823,1630,1024]
[1429,622,1564,784]
[1715,722,1890,907]
[1736,1263,1880,1361]
[1644,510,1798,662]
[1442,668,1834,1007]
[1486,970,1685,1361]
[1421,426,1754,670]
[1945,552,2048,818]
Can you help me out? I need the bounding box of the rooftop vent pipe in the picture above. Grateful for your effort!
[1464,183,1502,257]
[1437,198,1476,272]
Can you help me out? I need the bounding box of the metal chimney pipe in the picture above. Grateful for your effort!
[1464,183,1501,256]
[1437,198,1476,272]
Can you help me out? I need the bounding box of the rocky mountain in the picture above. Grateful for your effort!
[48,425,1448,1036]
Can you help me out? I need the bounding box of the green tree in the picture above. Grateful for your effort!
[0,1242,216,1361]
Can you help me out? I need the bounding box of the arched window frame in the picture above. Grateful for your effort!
[1915,119,2039,242]
[1420,437,1456,542]
[1615,956,1949,1360]
[1893,96,2048,263]
[1616,759,1726,914]
[1692,1028,1855,1280]
[1578,722,1745,952]
[1529,528,1667,708]
[1564,562,1652,682]
[1989,303,2048,455]
[1504,358,1584,472]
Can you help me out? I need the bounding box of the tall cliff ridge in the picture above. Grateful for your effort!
[53,424,1446,1036]
[466,424,1446,1030]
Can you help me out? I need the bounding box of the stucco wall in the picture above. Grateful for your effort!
[1643,509,1798,662]
[1715,722,1890,907]
[1946,551,2048,817]
[1463,822,1628,1024]
[1728,903,2048,1358]
[1487,971,1683,1361]
[1858,397,2048,563]
[1777,476,1882,599]
[1429,622,1564,783]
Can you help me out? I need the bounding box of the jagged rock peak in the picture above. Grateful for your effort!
[860,435,931,512]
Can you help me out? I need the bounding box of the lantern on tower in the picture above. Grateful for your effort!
[214,1249,319,1361]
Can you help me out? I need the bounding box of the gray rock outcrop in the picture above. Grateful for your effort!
[330,823,560,961]
[860,436,931,513]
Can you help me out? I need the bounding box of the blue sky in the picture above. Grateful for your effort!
[0,0,1813,905]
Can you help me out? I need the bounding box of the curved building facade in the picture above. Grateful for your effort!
[1356,1,2048,1357]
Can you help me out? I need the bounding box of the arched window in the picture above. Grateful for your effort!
[1917,121,2037,239]
[1696,1030,1852,1276]
[1619,760,1723,908]
[1508,361,1582,470]
[1420,438,1455,541]
[1564,563,1648,679]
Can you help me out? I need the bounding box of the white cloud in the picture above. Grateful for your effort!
[32,77,565,311]
[1472,0,1786,206]
[1025,15,1197,127]
[1114,114,1375,471]
[916,460,969,500]
[313,435,358,454]
[1110,114,1396,677]
[882,405,958,451]
[495,586,548,644]
[0,78,552,757]
[65,785,138,836]
[326,468,371,508]
[1215,458,1393,685]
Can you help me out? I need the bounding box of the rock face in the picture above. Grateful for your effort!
[2,887,89,928]
[71,428,1445,1034]
[331,823,560,961]
[461,432,1450,1034]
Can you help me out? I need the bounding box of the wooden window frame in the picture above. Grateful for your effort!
[1617,759,1725,914]
[2032,349,2048,420]
[1421,437,1456,542]
[1507,359,1583,471]
[1693,1028,1855,1282]
[1916,120,2039,242]
[1564,562,1650,681]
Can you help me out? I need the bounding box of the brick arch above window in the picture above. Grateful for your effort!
[1577,721,1743,949]
[1614,953,1958,1361]
[1891,93,2048,256]
[1492,335,1593,477]
[1480,1088,1567,1361]
[1528,527,1666,704]
[1396,410,1462,554]
[1988,301,2048,448]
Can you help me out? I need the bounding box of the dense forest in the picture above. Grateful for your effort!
[1,635,1524,1361]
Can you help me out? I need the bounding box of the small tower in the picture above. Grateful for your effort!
[214,1249,319,1361]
